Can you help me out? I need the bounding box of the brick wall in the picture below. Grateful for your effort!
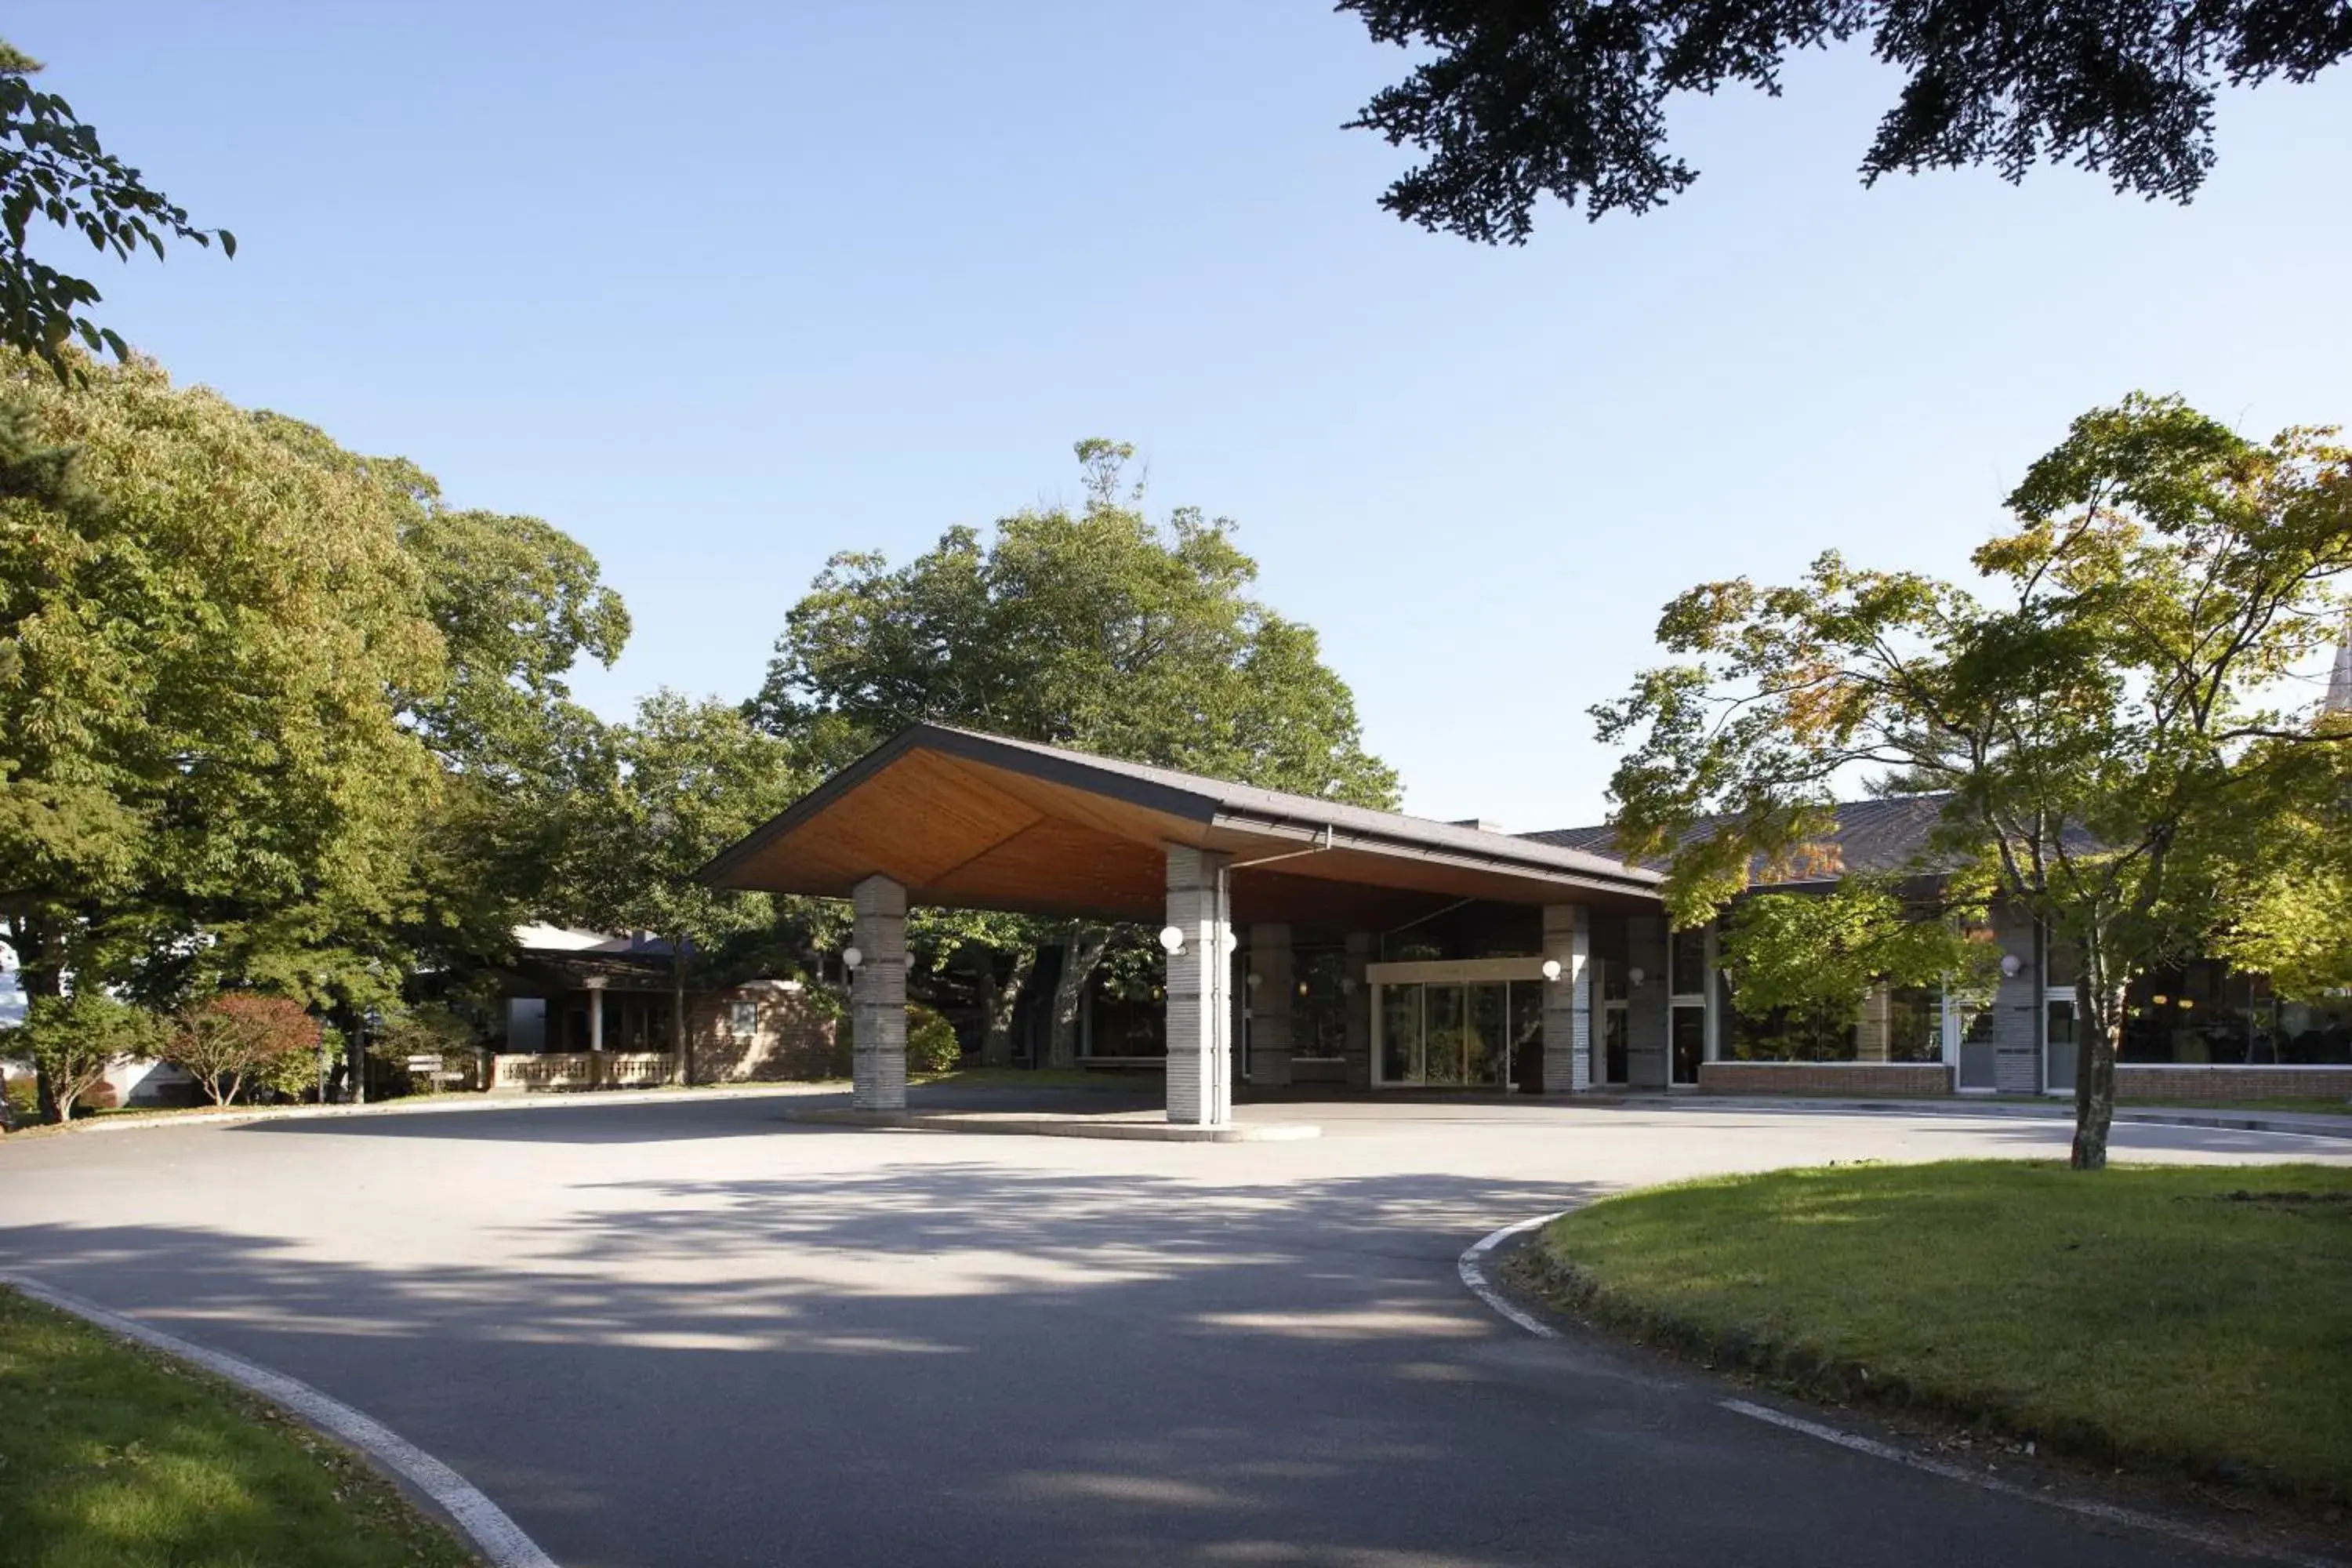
[692,985,844,1082]
[1700,1061,1953,1097]
[2117,1065,2352,1101]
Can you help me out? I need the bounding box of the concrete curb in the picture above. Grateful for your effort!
[780,1108,1322,1142]
[0,1272,559,1568]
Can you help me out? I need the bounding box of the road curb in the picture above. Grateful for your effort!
[0,1272,559,1568]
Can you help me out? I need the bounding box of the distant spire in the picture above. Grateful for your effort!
[2329,613,2352,719]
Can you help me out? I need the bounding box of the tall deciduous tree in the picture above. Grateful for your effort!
[0,43,231,380]
[756,440,1399,1062]
[561,691,804,1083]
[1595,395,2352,1169]
[1341,0,2352,239]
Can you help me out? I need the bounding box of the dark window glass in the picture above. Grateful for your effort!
[1381,985,1419,1083]
[1671,928,1708,998]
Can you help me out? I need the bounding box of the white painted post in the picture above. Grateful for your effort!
[1164,846,1233,1125]
[851,874,908,1112]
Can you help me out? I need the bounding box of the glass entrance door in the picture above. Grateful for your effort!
[2046,996,2078,1094]
[1374,978,1536,1087]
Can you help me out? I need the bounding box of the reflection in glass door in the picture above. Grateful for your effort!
[2045,996,2077,1094]
[1382,985,1420,1083]
[1466,983,1508,1088]
[1425,985,1466,1084]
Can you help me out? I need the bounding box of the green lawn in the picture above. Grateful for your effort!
[0,1287,477,1568]
[2123,1098,2352,1117]
[1531,1161,2352,1503]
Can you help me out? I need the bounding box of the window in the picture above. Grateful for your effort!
[1670,927,1708,999]
[728,1000,757,1037]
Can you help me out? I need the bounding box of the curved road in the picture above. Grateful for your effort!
[3,1092,2343,1567]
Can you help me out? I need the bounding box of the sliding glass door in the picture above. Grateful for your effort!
[1371,975,1544,1088]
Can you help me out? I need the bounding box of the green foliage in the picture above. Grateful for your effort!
[1596,394,2352,1167]
[1722,879,1998,1022]
[167,993,320,1106]
[1341,1,2352,239]
[3,1072,37,1123]
[8,992,165,1120]
[757,439,1399,806]
[906,1003,960,1073]
[0,43,234,382]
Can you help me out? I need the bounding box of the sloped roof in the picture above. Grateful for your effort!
[702,724,1662,924]
[1522,794,1957,886]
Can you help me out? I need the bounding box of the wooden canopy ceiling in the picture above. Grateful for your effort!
[702,725,1662,928]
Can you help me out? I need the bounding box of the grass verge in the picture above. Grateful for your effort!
[0,1287,477,1567]
[1526,1160,2352,1506]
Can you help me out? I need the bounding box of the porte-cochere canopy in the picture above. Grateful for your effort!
[700,724,1661,925]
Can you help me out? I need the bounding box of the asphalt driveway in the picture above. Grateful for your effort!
[2,1092,2343,1567]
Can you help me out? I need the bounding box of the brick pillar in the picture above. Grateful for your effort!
[1343,932,1373,1088]
[1247,923,1294,1088]
[1164,847,1233,1125]
[851,874,907,1112]
[1541,906,1593,1094]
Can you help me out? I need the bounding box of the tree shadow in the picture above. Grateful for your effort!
[0,1154,2243,1568]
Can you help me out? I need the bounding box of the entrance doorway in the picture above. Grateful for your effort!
[1370,960,1549,1090]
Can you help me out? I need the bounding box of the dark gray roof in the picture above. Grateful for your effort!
[1522,794,1956,885]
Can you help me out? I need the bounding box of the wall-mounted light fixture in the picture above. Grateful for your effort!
[1246,972,1262,993]
[2151,993,2169,1006]
[1158,925,1186,956]
[1999,953,2023,978]
[2178,997,2194,1011]
[1295,979,1310,998]
[1626,966,1646,988]
[841,946,864,972]
[1540,959,1563,982]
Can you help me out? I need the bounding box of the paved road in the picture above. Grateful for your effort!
[3,1093,2344,1567]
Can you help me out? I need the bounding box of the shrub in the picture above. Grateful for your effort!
[170,995,321,1106]
[906,1004,961,1074]
[366,1005,478,1096]
[4,1073,38,1126]
[9,995,169,1122]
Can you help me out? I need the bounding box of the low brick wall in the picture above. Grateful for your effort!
[2118,1065,2352,1101]
[1699,1061,1953,1097]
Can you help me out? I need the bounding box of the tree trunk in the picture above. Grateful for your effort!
[671,945,691,1087]
[973,944,1035,1068]
[1047,926,1109,1070]
[2071,974,2125,1171]
[10,923,66,1123]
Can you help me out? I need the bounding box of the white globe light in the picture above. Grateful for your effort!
[1158,925,1186,955]
[841,946,864,971]
[1541,959,1563,982]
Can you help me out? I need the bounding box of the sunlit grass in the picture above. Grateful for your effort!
[0,1287,477,1567]
[1536,1161,2352,1502]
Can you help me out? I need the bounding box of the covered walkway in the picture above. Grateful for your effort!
[702,725,1668,1124]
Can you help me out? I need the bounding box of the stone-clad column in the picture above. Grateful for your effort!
[1541,906,1593,1095]
[851,874,907,1112]
[1247,923,1294,1089]
[1164,847,1234,1124]
[1343,932,1373,1088]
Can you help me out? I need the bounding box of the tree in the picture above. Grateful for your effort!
[1340,0,2352,240]
[756,440,1399,1062]
[0,43,231,380]
[6,991,165,1122]
[562,691,804,1084]
[168,993,319,1106]
[0,353,445,1102]
[1595,394,2352,1169]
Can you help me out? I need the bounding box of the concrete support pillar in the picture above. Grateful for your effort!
[1343,932,1373,1088]
[1164,847,1233,1125]
[586,977,606,1053]
[1857,983,1892,1062]
[1541,906,1592,1095]
[1626,915,1671,1088]
[851,874,908,1112]
[1247,923,1294,1088]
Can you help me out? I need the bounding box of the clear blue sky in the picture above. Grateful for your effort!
[17,2,2351,831]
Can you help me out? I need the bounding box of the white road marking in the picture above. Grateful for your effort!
[1456,1218,2345,1568]
[2,1272,559,1568]
[1454,1210,1568,1339]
